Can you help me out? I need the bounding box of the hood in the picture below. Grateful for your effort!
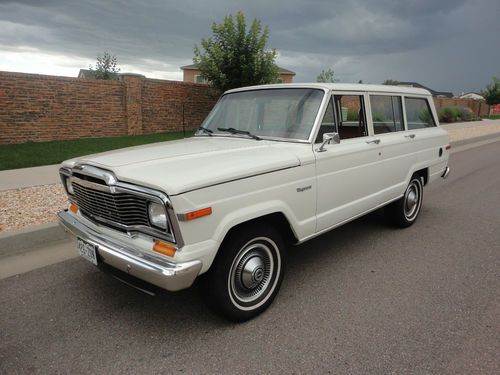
[66,136,303,195]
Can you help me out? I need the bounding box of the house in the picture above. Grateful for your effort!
[180,64,296,84]
[459,92,485,101]
[396,82,453,98]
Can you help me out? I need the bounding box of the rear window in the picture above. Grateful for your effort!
[405,97,436,129]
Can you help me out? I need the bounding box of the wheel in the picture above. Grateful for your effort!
[199,223,286,322]
[385,175,424,228]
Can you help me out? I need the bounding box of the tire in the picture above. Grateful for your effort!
[385,175,424,228]
[199,223,286,322]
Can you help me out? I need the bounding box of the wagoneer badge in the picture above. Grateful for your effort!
[296,185,312,193]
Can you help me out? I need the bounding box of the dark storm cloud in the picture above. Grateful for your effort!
[0,0,498,93]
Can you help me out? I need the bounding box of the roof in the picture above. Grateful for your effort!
[460,92,484,97]
[225,83,432,96]
[397,81,453,98]
[180,64,295,75]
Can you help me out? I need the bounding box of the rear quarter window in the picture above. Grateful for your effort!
[404,97,436,129]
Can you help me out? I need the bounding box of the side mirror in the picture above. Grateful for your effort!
[316,132,340,152]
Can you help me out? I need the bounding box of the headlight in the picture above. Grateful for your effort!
[148,202,167,230]
[66,178,74,195]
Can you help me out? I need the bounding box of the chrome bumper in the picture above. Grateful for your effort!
[57,210,202,291]
[441,166,450,179]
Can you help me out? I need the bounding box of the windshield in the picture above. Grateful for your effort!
[199,88,324,141]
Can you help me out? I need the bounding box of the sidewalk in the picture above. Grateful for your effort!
[0,164,60,191]
[442,119,500,142]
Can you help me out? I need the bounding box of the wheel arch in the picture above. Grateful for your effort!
[413,167,429,185]
[219,211,299,247]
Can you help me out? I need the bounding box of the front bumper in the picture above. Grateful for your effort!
[57,210,202,291]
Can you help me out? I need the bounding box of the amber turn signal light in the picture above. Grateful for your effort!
[181,207,212,221]
[69,203,79,214]
[153,240,176,257]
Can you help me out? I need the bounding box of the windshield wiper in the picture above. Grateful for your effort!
[217,127,261,140]
[197,126,213,136]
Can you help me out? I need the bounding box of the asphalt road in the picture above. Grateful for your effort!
[1,141,499,374]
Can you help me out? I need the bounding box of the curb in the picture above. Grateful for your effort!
[1,133,499,260]
[0,221,68,258]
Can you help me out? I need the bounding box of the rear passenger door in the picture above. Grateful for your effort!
[367,94,413,203]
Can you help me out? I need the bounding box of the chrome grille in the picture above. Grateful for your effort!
[72,182,150,227]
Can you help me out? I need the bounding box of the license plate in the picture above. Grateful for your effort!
[77,238,98,265]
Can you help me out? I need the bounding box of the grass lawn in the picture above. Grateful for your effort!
[0,131,190,171]
[483,114,500,120]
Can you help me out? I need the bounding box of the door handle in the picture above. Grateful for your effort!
[366,139,381,144]
[405,134,416,139]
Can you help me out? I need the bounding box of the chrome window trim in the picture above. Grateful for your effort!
[59,165,184,248]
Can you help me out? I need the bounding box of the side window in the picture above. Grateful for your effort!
[315,97,336,143]
[370,95,404,134]
[334,95,367,139]
[404,97,436,129]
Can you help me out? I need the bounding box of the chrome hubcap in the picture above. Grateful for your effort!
[404,180,421,220]
[407,190,417,210]
[241,256,265,289]
[229,241,276,305]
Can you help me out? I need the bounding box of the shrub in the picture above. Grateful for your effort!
[438,106,475,123]
[459,106,474,121]
[346,110,359,121]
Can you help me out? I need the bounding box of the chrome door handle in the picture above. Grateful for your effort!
[405,134,416,139]
[366,139,380,144]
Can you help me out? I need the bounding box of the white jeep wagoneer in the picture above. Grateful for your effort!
[58,83,450,321]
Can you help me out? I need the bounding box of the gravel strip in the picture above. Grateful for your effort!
[0,184,67,233]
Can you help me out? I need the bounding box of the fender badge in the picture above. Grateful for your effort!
[296,185,312,193]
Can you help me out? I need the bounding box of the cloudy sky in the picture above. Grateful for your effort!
[0,0,498,94]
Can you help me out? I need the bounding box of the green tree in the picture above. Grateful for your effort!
[89,51,120,80]
[383,79,400,85]
[316,68,336,83]
[193,12,278,92]
[481,77,500,105]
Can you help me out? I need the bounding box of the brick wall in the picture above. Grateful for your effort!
[433,97,489,117]
[142,78,218,134]
[0,71,218,144]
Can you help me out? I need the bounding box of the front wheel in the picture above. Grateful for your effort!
[200,224,286,322]
[385,175,424,227]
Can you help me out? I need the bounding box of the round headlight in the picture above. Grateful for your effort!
[148,202,167,229]
[66,178,74,195]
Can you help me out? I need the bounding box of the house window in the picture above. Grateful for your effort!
[194,75,208,84]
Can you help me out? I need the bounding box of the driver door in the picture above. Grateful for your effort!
[314,92,384,232]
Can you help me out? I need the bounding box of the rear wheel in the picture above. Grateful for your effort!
[200,224,286,322]
[385,175,424,227]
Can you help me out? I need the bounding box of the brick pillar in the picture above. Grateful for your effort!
[121,73,145,135]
